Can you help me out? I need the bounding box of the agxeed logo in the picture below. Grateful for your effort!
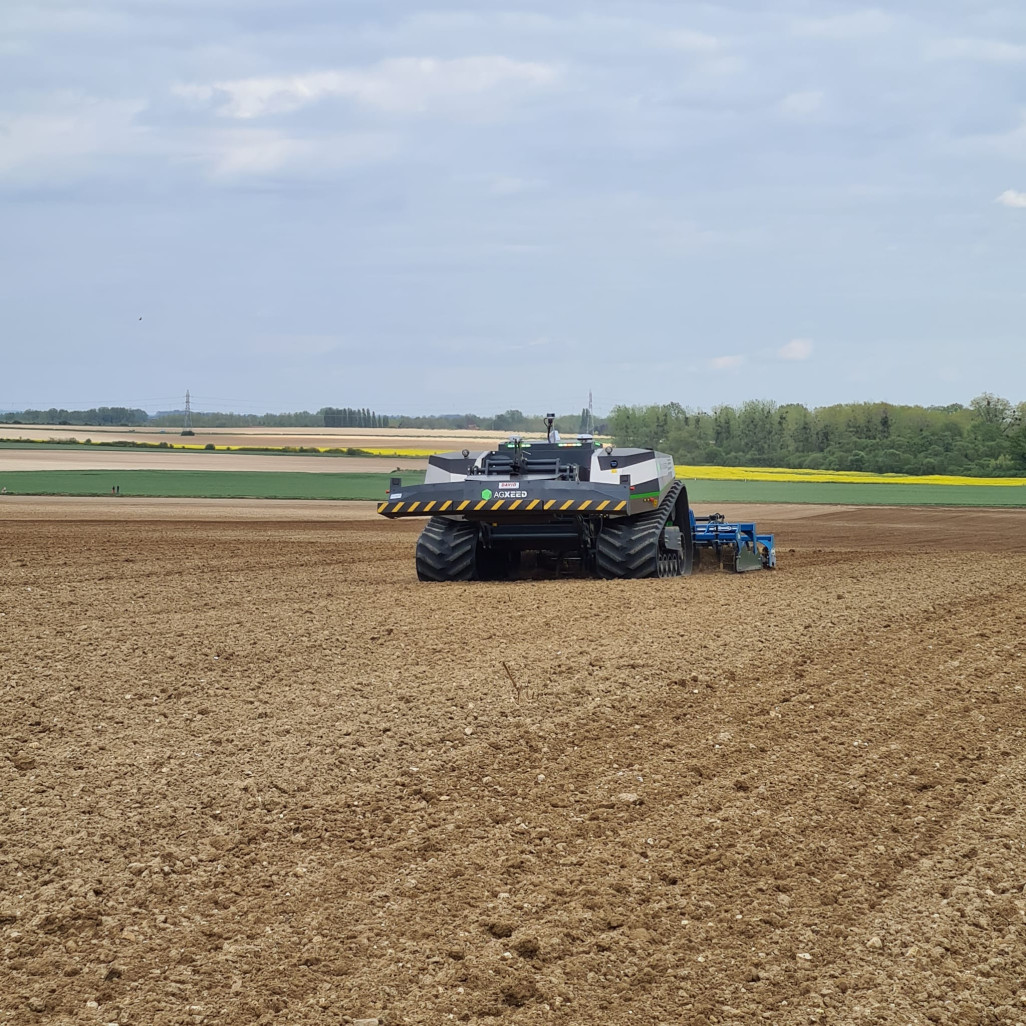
[496,490,528,499]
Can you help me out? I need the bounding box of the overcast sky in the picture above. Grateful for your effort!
[2,1,1025,416]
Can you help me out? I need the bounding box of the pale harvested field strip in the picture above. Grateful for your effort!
[0,426,517,450]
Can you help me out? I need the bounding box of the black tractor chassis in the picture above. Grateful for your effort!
[377,478,659,520]
[396,481,693,581]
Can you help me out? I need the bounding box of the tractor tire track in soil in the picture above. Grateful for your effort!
[1,504,1025,1025]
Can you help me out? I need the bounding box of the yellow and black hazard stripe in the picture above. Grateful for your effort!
[377,497,629,516]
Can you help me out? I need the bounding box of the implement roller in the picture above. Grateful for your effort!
[378,415,776,581]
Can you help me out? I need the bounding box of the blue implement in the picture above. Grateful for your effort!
[690,512,776,573]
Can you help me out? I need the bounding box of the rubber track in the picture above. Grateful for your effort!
[595,481,683,579]
[415,517,478,581]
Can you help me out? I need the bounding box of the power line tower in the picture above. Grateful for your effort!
[588,389,594,436]
[183,390,193,433]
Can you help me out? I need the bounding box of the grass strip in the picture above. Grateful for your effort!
[681,480,1026,506]
[676,465,1026,487]
[0,470,426,501]
[2,470,1023,506]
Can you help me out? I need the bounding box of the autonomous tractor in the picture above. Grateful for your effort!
[378,415,776,581]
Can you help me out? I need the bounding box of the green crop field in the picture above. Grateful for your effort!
[1,469,1025,505]
[0,470,427,501]
[680,479,1026,507]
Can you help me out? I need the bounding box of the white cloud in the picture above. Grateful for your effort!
[174,56,560,120]
[196,128,397,178]
[0,93,146,180]
[201,128,313,177]
[710,355,745,370]
[996,189,1026,209]
[792,10,892,39]
[778,91,825,119]
[0,89,399,183]
[778,338,814,361]
[927,38,1026,63]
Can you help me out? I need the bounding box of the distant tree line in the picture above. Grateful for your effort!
[388,409,610,434]
[1,407,150,426]
[0,405,605,433]
[610,394,1026,476]
[321,407,389,428]
[149,411,324,428]
[1,408,379,429]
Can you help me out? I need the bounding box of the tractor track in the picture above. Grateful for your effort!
[595,481,685,578]
[2,508,1026,1026]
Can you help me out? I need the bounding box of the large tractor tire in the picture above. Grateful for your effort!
[596,482,693,579]
[415,517,479,581]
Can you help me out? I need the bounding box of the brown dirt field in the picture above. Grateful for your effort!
[2,503,1026,1025]
[0,497,378,522]
[0,498,845,525]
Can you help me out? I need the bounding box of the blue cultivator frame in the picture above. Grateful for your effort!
[691,512,776,573]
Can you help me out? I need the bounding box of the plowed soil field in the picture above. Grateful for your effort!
[2,502,1026,1026]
